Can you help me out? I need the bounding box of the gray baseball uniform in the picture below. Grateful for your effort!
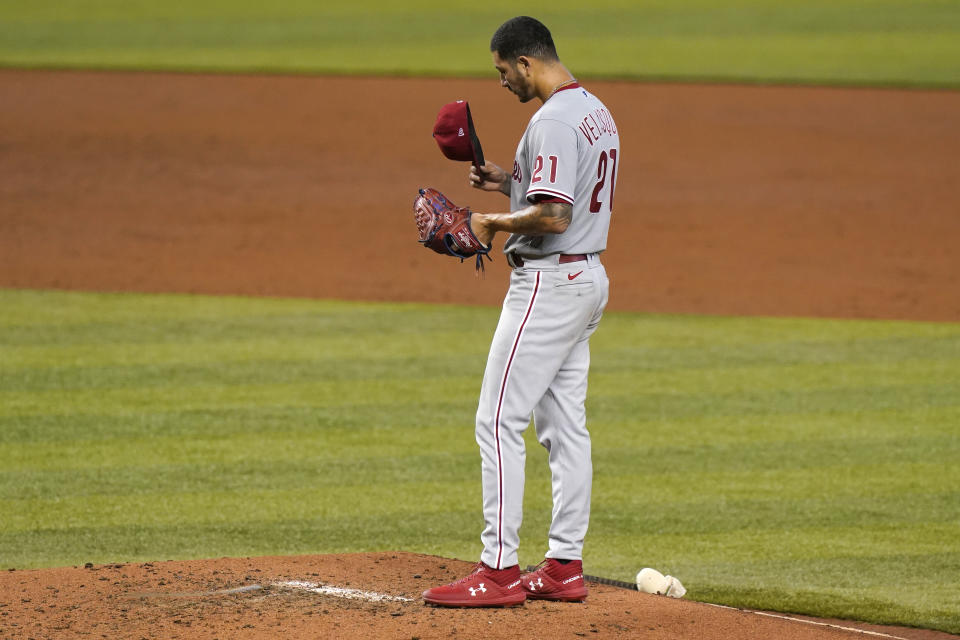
[477,82,619,569]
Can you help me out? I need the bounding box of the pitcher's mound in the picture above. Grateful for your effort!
[1,552,954,639]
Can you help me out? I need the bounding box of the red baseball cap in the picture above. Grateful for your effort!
[432,100,485,169]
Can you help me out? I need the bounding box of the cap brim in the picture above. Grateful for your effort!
[465,103,485,169]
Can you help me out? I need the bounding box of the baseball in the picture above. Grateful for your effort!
[636,568,670,594]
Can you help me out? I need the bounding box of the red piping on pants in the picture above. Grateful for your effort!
[493,271,540,568]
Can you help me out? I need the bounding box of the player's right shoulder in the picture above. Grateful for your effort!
[523,117,579,150]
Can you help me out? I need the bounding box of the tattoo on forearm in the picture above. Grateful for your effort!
[500,203,572,235]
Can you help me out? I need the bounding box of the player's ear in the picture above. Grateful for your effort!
[516,56,532,75]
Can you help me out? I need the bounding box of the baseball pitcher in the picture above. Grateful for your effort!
[422,16,619,607]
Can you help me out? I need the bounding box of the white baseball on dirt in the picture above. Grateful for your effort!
[663,575,687,598]
[636,567,670,594]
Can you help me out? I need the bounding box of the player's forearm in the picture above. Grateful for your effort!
[478,202,572,236]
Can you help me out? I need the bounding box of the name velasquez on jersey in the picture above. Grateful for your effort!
[504,84,620,258]
[577,105,618,146]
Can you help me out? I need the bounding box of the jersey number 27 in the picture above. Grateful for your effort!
[589,148,618,214]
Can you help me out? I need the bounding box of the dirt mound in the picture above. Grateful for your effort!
[0,552,954,639]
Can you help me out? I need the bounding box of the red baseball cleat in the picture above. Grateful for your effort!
[423,563,525,607]
[521,558,588,602]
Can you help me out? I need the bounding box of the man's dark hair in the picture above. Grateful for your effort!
[490,16,559,62]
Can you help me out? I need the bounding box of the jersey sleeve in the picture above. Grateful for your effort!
[523,118,578,206]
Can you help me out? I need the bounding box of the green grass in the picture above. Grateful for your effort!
[1,289,959,632]
[0,0,958,87]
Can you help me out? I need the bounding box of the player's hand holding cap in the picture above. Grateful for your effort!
[432,100,485,171]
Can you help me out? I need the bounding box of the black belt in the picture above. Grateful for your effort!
[510,254,588,268]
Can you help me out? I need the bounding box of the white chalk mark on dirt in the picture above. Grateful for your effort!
[705,603,910,640]
[275,580,414,603]
[127,580,413,604]
[125,584,265,598]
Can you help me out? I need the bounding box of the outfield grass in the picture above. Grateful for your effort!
[0,0,958,87]
[1,289,958,632]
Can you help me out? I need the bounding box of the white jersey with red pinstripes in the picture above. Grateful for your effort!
[502,82,620,258]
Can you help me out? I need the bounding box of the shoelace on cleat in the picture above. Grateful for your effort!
[448,563,486,586]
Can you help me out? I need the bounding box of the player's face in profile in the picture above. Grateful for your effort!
[492,51,533,103]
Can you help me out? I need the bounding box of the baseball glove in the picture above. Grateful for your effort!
[413,187,491,272]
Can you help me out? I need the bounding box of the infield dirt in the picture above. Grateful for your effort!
[0,70,958,639]
[1,70,958,320]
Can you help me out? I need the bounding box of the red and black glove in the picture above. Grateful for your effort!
[413,187,491,272]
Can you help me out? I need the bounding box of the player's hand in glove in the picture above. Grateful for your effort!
[413,187,492,273]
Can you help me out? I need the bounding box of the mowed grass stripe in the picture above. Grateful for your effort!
[2,481,479,532]
[2,371,956,420]
[1,289,958,632]
[595,524,960,567]
[4,413,956,474]
[3,402,958,447]
[0,514,488,574]
[0,378,479,417]
[593,490,960,532]
[3,451,954,501]
[598,406,960,447]
[5,416,955,497]
[0,403,475,444]
[0,0,958,86]
[3,350,958,392]
[1,453,479,499]
[0,288,479,326]
[593,383,959,422]
[5,470,955,533]
[0,355,477,389]
[2,291,957,358]
[4,386,957,469]
[3,424,478,472]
